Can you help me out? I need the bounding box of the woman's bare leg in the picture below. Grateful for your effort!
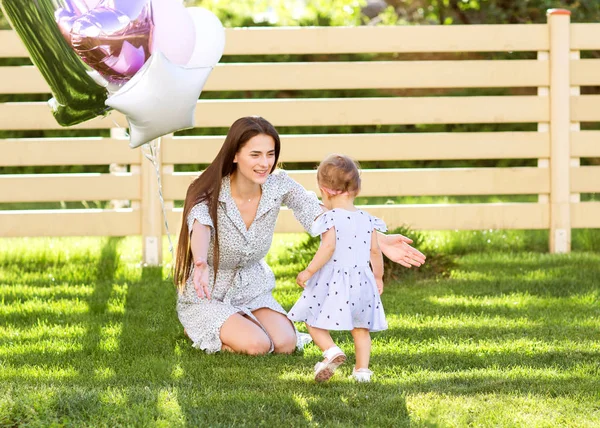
[219,313,272,355]
[252,308,297,354]
[351,328,371,369]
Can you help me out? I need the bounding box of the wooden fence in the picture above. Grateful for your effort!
[1,9,600,263]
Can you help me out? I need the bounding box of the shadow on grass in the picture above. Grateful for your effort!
[3,245,599,425]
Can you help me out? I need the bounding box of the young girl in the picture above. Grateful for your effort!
[288,154,387,382]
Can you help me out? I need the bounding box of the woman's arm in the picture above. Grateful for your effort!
[296,227,336,287]
[376,231,426,268]
[190,220,211,299]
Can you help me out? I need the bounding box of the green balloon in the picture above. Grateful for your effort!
[1,0,108,126]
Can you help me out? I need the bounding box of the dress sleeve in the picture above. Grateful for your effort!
[280,171,324,232]
[370,215,387,233]
[187,201,214,234]
[309,212,335,237]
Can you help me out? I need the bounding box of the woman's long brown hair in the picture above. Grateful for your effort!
[174,116,281,291]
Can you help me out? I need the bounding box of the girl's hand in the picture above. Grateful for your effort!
[296,269,312,288]
[375,278,384,295]
[378,233,426,268]
[193,259,211,299]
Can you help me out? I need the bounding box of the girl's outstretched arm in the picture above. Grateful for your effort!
[296,227,336,287]
[370,228,385,295]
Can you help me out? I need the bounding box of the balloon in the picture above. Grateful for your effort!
[151,0,195,65]
[105,51,212,148]
[54,0,102,41]
[186,7,225,68]
[59,0,154,84]
[0,0,108,126]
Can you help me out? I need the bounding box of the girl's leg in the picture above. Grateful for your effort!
[220,313,272,355]
[252,308,297,354]
[351,328,371,369]
[308,325,346,382]
[306,324,336,352]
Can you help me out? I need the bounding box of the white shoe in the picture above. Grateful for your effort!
[352,368,373,382]
[314,346,346,382]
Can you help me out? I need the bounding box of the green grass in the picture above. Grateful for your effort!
[1,236,599,427]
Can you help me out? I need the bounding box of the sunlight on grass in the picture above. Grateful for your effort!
[0,323,85,340]
[0,364,78,381]
[156,388,185,427]
[99,387,127,406]
[99,322,122,352]
[408,392,600,427]
[0,297,88,316]
[426,293,598,311]
[171,364,184,380]
[292,393,314,424]
[0,236,599,426]
[93,366,115,381]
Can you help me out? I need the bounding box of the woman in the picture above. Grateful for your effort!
[174,116,425,355]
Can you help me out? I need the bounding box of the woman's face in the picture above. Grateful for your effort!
[233,134,276,185]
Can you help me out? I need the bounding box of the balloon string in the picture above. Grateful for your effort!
[109,120,173,270]
[142,138,175,273]
[109,117,130,138]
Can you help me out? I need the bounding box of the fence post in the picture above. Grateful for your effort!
[140,140,163,265]
[547,9,572,253]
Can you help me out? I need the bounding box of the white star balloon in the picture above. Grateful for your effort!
[106,50,212,148]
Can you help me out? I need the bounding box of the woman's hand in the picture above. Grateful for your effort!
[296,269,312,288]
[193,259,211,299]
[378,233,426,268]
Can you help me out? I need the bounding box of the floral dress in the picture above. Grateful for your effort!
[288,209,388,332]
[177,170,323,353]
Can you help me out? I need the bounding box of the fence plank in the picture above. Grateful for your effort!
[165,202,549,233]
[0,210,140,237]
[571,95,600,121]
[0,25,549,59]
[571,202,600,228]
[163,168,548,200]
[0,174,140,202]
[571,59,600,86]
[0,96,549,130]
[571,166,600,193]
[163,132,549,164]
[0,30,27,57]
[571,23,600,50]
[223,25,549,54]
[0,138,138,166]
[0,60,549,94]
[571,131,600,157]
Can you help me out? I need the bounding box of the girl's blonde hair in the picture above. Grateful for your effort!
[316,154,361,196]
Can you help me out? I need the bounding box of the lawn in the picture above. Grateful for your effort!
[0,235,599,427]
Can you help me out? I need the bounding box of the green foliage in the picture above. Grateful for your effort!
[383,226,457,281]
[192,0,366,27]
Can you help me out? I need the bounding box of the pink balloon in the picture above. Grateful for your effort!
[151,0,195,65]
[62,0,154,84]
[186,7,225,68]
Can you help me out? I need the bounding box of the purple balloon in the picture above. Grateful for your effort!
[55,0,102,40]
[57,0,153,84]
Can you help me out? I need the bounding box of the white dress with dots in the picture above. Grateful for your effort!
[287,209,388,332]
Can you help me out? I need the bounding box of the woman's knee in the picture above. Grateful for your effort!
[272,332,296,354]
[243,334,272,355]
